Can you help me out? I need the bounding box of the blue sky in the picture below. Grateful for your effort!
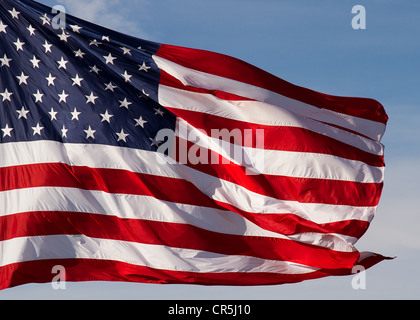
[1,0,419,299]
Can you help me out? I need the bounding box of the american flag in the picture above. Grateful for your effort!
[0,0,391,290]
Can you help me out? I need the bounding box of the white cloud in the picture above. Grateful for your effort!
[56,0,149,38]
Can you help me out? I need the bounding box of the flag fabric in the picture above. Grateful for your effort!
[0,0,391,290]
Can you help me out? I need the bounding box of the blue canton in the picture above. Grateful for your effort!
[0,0,176,151]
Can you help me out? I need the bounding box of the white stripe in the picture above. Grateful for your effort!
[0,234,319,274]
[0,187,359,249]
[1,132,384,184]
[153,55,386,141]
[176,118,384,183]
[0,140,181,179]
[1,141,377,224]
[159,84,384,156]
[0,187,282,239]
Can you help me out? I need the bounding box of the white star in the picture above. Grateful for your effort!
[154,108,164,116]
[134,116,147,128]
[32,123,44,136]
[0,53,12,67]
[27,24,36,36]
[33,89,44,103]
[43,40,52,53]
[40,13,51,25]
[89,65,101,74]
[74,49,86,58]
[0,20,8,33]
[120,47,131,55]
[58,29,70,42]
[89,39,102,47]
[138,62,151,72]
[103,53,117,65]
[149,136,161,147]
[0,88,13,102]
[45,73,56,86]
[61,125,68,138]
[49,107,58,120]
[9,8,20,19]
[58,90,69,103]
[100,110,113,123]
[69,24,82,33]
[104,82,117,92]
[122,70,132,82]
[85,92,98,104]
[1,124,13,137]
[29,55,41,68]
[57,57,68,70]
[119,98,132,109]
[102,35,110,42]
[141,89,150,97]
[70,108,81,121]
[116,129,129,142]
[84,126,96,139]
[16,106,30,119]
[13,38,25,51]
[71,74,84,86]
[16,72,29,85]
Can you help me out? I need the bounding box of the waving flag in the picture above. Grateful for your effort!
[0,0,391,290]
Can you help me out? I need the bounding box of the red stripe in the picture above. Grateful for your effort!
[164,106,385,167]
[161,70,384,140]
[0,251,392,290]
[0,211,359,269]
[0,258,333,290]
[1,159,382,207]
[172,137,383,207]
[0,253,390,290]
[357,253,395,270]
[213,202,370,240]
[0,163,219,209]
[156,44,388,124]
[0,163,378,238]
